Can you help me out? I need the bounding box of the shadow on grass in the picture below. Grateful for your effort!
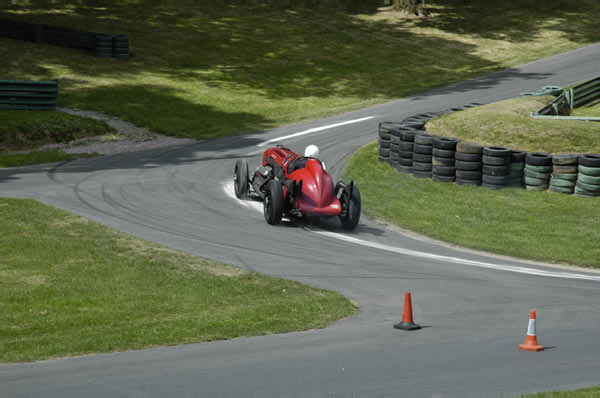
[1,1,599,139]
[64,84,275,138]
[411,2,600,45]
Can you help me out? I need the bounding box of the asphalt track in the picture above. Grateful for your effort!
[2,44,600,398]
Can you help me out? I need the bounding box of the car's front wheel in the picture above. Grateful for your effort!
[340,184,361,230]
[234,160,249,199]
[264,179,284,225]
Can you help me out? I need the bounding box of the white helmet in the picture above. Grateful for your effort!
[304,144,320,158]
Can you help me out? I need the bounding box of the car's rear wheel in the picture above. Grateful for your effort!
[234,160,249,199]
[340,184,361,230]
[264,180,284,225]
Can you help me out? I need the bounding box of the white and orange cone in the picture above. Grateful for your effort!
[519,310,544,352]
[393,292,421,331]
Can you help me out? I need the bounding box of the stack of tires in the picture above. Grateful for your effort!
[524,152,553,191]
[431,137,459,183]
[550,154,578,194]
[378,122,394,163]
[576,154,600,197]
[113,34,130,59]
[395,129,418,174]
[95,33,113,58]
[509,150,526,188]
[413,134,437,178]
[454,142,483,186]
[482,146,512,189]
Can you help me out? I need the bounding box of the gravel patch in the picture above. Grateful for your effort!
[35,108,196,155]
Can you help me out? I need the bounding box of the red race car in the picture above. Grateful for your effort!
[234,145,361,230]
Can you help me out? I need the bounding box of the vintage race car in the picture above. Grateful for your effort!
[233,145,361,230]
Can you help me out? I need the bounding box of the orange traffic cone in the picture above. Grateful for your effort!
[519,310,544,352]
[394,292,421,331]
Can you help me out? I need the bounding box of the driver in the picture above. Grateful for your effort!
[288,145,326,173]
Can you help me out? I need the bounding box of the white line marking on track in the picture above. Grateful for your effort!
[257,116,376,147]
[222,182,600,282]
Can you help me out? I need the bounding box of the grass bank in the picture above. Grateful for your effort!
[344,142,600,268]
[426,96,600,153]
[2,2,600,139]
[0,197,357,363]
[523,385,600,398]
[0,109,113,166]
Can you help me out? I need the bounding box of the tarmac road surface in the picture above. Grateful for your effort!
[2,44,600,397]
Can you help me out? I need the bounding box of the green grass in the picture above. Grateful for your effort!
[0,110,114,151]
[2,2,600,139]
[344,142,600,268]
[571,99,600,118]
[0,109,113,167]
[0,197,358,363]
[0,149,96,167]
[523,385,600,398]
[426,96,600,154]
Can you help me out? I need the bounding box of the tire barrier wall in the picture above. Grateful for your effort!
[377,104,600,198]
[532,77,600,121]
[0,80,58,110]
[0,19,130,59]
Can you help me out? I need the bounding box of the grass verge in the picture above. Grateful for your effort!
[2,2,600,139]
[0,109,113,167]
[0,110,114,152]
[0,197,358,363]
[426,96,600,154]
[0,149,96,168]
[344,142,600,268]
[523,385,600,398]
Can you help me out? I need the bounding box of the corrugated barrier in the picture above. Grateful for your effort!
[0,19,130,59]
[0,80,58,110]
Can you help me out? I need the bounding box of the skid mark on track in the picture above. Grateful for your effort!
[222,181,600,282]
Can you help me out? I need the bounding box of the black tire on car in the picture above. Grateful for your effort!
[234,160,249,199]
[264,179,284,225]
[340,184,361,230]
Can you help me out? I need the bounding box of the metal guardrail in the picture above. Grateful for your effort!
[0,80,58,110]
[564,77,600,110]
[0,19,130,59]
[532,77,600,121]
